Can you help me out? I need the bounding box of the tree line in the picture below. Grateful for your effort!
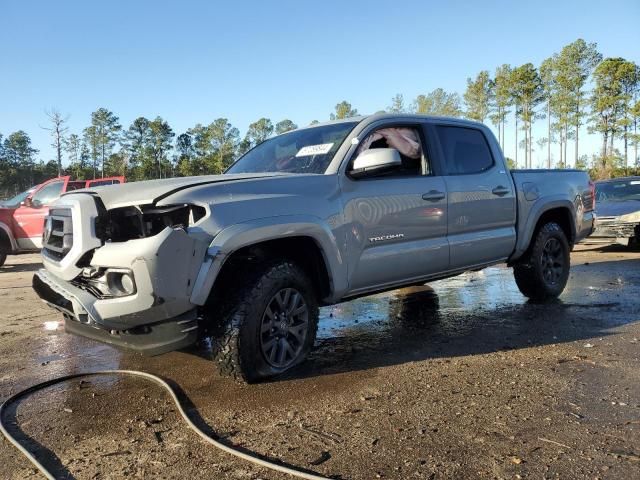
[1,38,638,198]
[389,40,638,177]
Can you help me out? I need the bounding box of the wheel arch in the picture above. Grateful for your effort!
[189,215,347,306]
[534,208,575,244]
[510,201,576,263]
[211,236,333,304]
[0,222,17,254]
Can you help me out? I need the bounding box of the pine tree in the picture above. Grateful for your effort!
[124,117,152,180]
[330,101,358,120]
[463,71,493,122]
[42,109,69,176]
[490,64,513,151]
[85,108,122,178]
[557,40,602,167]
[387,94,406,113]
[246,118,274,147]
[275,119,298,135]
[510,64,544,168]
[413,89,462,117]
[148,117,175,179]
[590,58,634,169]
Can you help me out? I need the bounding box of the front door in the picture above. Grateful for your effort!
[341,124,449,294]
[12,177,69,250]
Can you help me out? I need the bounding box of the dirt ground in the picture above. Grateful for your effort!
[0,245,639,480]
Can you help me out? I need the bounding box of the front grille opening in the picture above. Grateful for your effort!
[43,208,73,261]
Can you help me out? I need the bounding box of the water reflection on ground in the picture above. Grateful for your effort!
[318,266,522,340]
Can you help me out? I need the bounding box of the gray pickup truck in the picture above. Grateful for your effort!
[33,114,595,382]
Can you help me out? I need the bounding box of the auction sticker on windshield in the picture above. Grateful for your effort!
[296,143,334,157]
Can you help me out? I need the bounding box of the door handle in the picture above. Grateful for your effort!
[492,186,510,196]
[422,190,446,202]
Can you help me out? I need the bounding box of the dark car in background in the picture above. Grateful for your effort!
[590,176,640,247]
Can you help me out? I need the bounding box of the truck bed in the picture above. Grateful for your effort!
[509,169,594,261]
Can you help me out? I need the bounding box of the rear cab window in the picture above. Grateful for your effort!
[435,126,494,175]
[88,179,122,187]
[66,181,86,191]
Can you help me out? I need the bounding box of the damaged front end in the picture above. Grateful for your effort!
[590,212,640,246]
[34,193,212,355]
[94,203,207,242]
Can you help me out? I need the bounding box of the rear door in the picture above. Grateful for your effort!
[433,124,516,270]
[12,177,69,249]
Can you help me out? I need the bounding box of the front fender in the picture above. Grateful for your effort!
[189,215,346,305]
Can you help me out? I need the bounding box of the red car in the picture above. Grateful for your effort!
[0,176,124,267]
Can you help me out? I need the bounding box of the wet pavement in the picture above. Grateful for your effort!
[0,246,639,479]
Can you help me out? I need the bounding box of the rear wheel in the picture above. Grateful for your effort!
[209,259,319,383]
[513,222,570,301]
[0,253,6,268]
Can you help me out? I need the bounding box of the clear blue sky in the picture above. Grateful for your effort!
[1,0,639,167]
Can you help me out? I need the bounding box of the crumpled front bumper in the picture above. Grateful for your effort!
[588,218,640,245]
[33,269,200,355]
[33,226,210,355]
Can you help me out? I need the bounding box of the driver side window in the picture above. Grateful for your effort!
[354,126,430,176]
[31,181,64,207]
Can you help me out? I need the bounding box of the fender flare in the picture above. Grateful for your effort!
[189,215,346,305]
[0,221,17,253]
[511,197,577,261]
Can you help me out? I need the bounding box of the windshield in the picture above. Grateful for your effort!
[596,179,640,202]
[0,187,35,208]
[227,122,358,174]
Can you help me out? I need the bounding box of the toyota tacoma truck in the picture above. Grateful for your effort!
[32,115,595,382]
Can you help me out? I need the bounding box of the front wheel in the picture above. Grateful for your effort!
[209,260,319,383]
[513,222,570,301]
[0,253,6,268]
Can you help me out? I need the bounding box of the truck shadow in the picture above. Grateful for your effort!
[577,243,640,253]
[0,261,42,273]
[277,258,640,382]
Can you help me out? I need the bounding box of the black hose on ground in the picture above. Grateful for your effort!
[0,370,330,480]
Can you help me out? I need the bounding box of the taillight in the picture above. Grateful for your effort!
[588,180,596,211]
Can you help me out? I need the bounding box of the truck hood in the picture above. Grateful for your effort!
[595,200,640,218]
[63,173,287,209]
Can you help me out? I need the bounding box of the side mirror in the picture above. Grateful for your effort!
[349,148,402,178]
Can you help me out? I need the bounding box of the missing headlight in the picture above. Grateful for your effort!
[96,204,206,242]
[72,268,137,298]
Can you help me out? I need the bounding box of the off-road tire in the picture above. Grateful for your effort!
[513,222,570,301]
[0,253,6,268]
[209,259,319,383]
